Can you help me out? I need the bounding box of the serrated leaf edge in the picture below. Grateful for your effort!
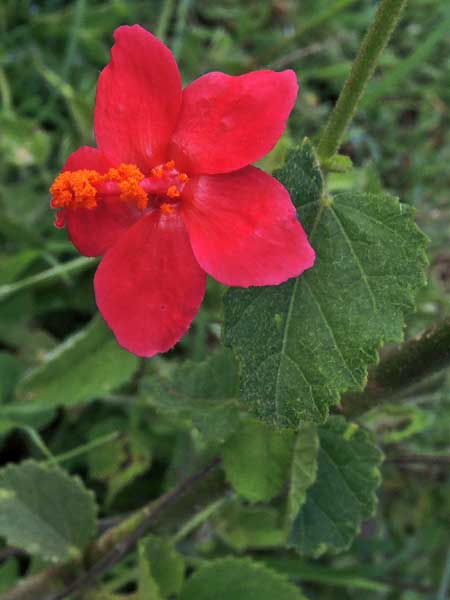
[0,459,98,563]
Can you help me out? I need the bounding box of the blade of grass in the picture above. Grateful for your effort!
[0,256,97,302]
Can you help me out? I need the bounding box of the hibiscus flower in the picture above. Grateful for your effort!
[50,25,315,357]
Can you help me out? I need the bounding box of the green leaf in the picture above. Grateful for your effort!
[14,316,139,410]
[259,557,390,592]
[0,460,97,563]
[215,502,285,551]
[0,352,22,404]
[363,402,434,444]
[289,416,383,557]
[321,153,353,173]
[0,250,40,286]
[138,535,185,599]
[179,557,308,600]
[143,349,240,442]
[285,424,319,530]
[224,140,428,426]
[0,113,50,167]
[0,558,19,593]
[221,419,294,502]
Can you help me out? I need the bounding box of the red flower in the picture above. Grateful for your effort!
[50,25,315,357]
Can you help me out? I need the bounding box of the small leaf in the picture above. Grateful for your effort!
[138,535,185,599]
[0,460,97,563]
[15,316,139,410]
[285,424,319,530]
[143,349,239,442]
[215,502,285,551]
[289,416,383,557]
[321,154,353,173]
[222,419,294,502]
[179,557,308,600]
[224,140,428,426]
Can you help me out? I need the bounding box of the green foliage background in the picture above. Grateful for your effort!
[0,0,449,598]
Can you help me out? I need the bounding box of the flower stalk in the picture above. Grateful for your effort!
[317,0,408,162]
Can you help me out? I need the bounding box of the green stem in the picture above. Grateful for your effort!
[0,256,96,302]
[61,0,86,81]
[172,0,191,60]
[45,432,121,466]
[0,66,12,112]
[342,318,450,417]
[171,493,234,545]
[317,0,408,161]
[156,0,176,42]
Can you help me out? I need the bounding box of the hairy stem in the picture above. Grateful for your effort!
[317,0,408,161]
[342,318,450,417]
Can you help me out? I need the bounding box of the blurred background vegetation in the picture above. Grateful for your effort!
[0,0,449,598]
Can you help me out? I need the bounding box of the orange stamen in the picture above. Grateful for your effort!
[165,160,175,170]
[50,170,103,210]
[151,165,164,178]
[178,172,189,183]
[166,185,180,198]
[160,202,175,215]
[50,164,147,211]
[107,164,147,209]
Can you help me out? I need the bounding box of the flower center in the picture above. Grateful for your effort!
[49,160,189,227]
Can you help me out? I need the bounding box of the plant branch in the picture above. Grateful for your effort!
[46,456,220,600]
[317,0,408,161]
[1,457,221,600]
[342,318,450,417]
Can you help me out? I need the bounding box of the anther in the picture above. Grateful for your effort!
[160,202,175,215]
[151,166,164,178]
[167,185,180,198]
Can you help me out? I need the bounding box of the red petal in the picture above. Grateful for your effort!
[181,167,315,287]
[63,145,112,173]
[61,146,139,257]
[169,70,298,175]
[94,211,206,357]
[94,25,182,172]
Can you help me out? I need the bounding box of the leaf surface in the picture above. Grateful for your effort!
[138,535,185,599]
[289,416,383,556]
[0,460,97,562]
[15,316,139,410]
[221,419,294,502]
[179,557,308,600]
[143,349,239,441]
[285,424,319,529]
[224,140,428,426]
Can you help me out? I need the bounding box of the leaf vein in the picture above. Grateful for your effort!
[330,206,377,312]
